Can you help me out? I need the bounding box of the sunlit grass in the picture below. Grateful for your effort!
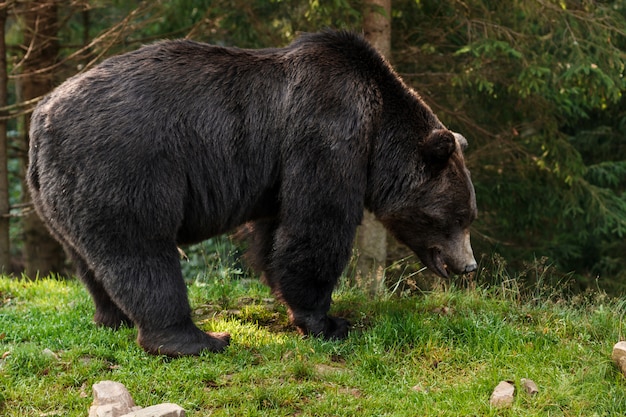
[2,267,626,416]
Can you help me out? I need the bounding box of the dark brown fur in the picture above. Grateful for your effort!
[27,31,476,356]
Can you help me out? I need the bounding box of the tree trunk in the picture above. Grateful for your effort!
[355,0,391,295]
[0,6,10,273]
[19,0,65,278]
[363,0,391,58]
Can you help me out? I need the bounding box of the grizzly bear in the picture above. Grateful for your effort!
[28,31,477,357]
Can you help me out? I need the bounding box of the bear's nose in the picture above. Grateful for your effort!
[464,262,477,273]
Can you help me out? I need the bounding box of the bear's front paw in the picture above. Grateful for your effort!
[292,312,350,340]
[321,316,350,340]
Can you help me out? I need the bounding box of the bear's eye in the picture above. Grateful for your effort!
[455,217,466,228]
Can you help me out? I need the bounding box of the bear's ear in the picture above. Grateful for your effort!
[421,129,456,164]
[453,132,468,152]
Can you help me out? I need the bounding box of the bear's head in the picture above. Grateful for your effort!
[376,129,477,278]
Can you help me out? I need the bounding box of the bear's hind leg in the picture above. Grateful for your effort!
[32,209,133,329]
[238,220,280,290]
[93,239,230,356]
[66,246,133,329]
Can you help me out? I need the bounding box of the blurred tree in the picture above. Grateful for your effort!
[4,1,158,276]
[363,0,391,56]
[0,3,9,272]
[17,0,66,277]
[355,0,392,295]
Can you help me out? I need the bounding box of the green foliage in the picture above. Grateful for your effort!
[5,0,626,290]
[2,274,626,416]
[135,0,363,48]
[585,161,626,189]
[391,0,626,290]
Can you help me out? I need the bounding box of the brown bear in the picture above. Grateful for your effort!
[27,30,477,357]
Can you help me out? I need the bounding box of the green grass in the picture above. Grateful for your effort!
[2,273,626,416]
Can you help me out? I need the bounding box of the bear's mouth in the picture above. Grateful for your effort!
[430,247,449,278]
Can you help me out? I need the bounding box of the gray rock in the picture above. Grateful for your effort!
[612,341,626,377]
[489,380,515,407]
[120,403,185,417]
[42,348,60,361]
[88,381,140,417]
[521,378,539,396]
[88,381,185,417]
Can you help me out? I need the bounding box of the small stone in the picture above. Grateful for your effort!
[89,403,115,417]
[489,380,515,407]
[314,364,345,375]
[612,341,626,376]
[432,306,454,315]
[120,403,185,417]
[411,384,428,393]
[89,381,138,417]
[338,388,362,398]
[92,381,136,408]
[42,348,59,360]
[521,378,539,396]
[87,381,184,417]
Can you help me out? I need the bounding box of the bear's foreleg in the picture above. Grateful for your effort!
[267,221,355,340]
[270,139,367,339]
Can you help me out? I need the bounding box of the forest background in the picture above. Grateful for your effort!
[1,0,625,294]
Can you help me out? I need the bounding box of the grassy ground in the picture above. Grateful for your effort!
[1,271,626,416]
